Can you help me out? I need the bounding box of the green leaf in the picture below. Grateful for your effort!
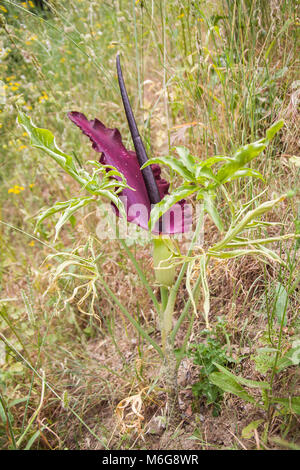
[223,168,265,183]
[274,281,288,326]
[208,247,284,264]
[195,166,219,184]
[271,396,300,415]
[18,112,78,179]
[233,142,267,166]
[142,156,195,182]
[212,195,286,252]
[209,372,255,403]
[36,197,94,229]
[252,349,276,374]
[0,400,10,424]
[199,254,210,327]
[186,254,210,327]
[148,184,197,232]
[213,363,271,390]
[241,420,264,439]
[99,190,127,219]
[197,155,231,169]
[186,259,198,316]
[203,192,224,232]
[24,427,46,450]
[265,120,284,142]
[276,340,300,372]
[216,141,266,184]
[174,146,196,173]
[215,121,283,184]
[18,112,127,225]
[54,197,96,240]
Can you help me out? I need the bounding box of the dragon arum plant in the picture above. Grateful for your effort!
[17,54,298,428]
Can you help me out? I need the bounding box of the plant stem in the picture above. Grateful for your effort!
[161,285,177,351]
[0,392,17,449]
[161,337,182,427]
[119,238,160,313]
[172,276,201,343]
[98,274,164,359]
[158,211,204,425]
[160,286,169,316]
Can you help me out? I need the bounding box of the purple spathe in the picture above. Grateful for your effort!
[68,111,191,234]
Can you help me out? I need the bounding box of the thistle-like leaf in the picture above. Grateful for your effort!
[174,146,196,173]
[18,112,129,232]
[212,194,286,251]
[203,191,224,232]
[142,156,196,182]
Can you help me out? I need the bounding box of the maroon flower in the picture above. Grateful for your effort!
[68,55,191,234]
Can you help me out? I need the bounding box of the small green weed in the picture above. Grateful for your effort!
[188,329,233,416]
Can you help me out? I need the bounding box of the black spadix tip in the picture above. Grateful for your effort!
[116,54,162,208]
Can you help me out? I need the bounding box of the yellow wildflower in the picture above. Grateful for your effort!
[28,241,35,247]
[8,185,25,194]
[38,92,49,103]
[25,34,37,45]
[8,188,20,194]
[0,5,7,13]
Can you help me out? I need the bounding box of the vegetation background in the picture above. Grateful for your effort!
[0,0,299,450]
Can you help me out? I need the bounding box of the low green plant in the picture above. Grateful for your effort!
[209,346,300,416]
[207,227,300,424]
[188,329,233,416]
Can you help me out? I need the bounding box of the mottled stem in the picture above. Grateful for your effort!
[161,338,182,428]
[159,285,182,427]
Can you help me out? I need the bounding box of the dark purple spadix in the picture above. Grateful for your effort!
[116,54,161,206]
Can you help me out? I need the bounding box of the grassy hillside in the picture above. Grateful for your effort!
[0,0,299,450]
